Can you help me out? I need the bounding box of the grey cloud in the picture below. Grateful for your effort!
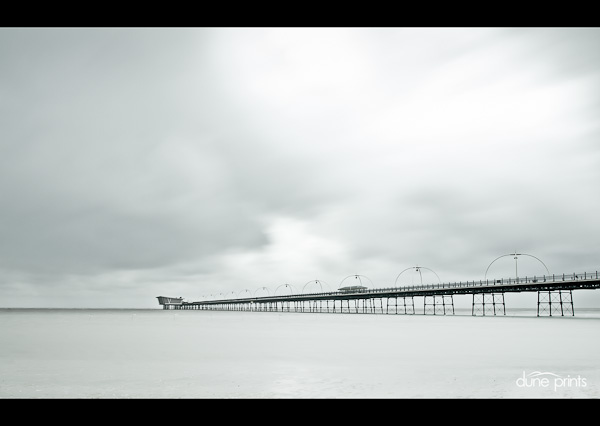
[0,28,351,282]
[1,28,599,307]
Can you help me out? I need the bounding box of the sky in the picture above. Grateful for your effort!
[1,27,599,309]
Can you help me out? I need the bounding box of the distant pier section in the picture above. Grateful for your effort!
[156,296,183,308]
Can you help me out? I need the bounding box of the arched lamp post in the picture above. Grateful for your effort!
[484,252,550,281]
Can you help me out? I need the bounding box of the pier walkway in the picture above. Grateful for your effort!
[157,271,600,316]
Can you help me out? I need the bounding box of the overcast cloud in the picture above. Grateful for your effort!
[1,27,599,308]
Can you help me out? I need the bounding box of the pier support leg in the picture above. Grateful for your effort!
[424,295,454,315]
[445,295,455,315]
[472,293,506,316]
[375,298,383,313]
[406,296,415,314]
[424,296,433,315]
[388,296,415,314]
[537,290,574,316]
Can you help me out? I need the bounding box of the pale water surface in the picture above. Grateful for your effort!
[1,308,599,398]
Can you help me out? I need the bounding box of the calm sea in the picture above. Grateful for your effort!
[1,308,599,398]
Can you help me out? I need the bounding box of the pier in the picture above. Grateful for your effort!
[158,270,600,317]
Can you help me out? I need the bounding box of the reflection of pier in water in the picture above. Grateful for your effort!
[158,271,600,317]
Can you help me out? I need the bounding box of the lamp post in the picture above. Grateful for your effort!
[338,274,374,290]
[254,286,271,297]
[394,266,441,287]
[275,283,295,296]
[238,289,252,298]
[484,252,550,281]
[302,280,323,294]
